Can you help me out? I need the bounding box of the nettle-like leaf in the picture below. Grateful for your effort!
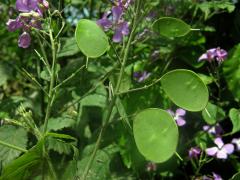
[75,19,109,58]
[133,108,178,163]
[57,37,80,58]
[202,102,225,125]
[229,108,240,134]
[0,140,43,180]
[160,69,209,111]
[0,125,28,166]
[46,116,75,131]
[77,145,119,180]
[153,17,191,38]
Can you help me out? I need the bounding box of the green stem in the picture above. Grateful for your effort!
[81,1,141,179]
[0,140,27,153]
[43,28,57,134]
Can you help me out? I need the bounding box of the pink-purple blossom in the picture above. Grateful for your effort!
[167,108,186,126]
[133,71,151,83]
[203,123,223,136]
[6,0,49,48]
[198,47,227,64]
[205,137,234,159]
[188,147,201,158]
[97,0,132,42]
[146,162,157,172]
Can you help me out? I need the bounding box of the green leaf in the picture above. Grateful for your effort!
[133,108,178,163]
[1,140,43,180]
[75,19,109,58]
[202,103,225,125]
[0,125,28,166]
[77,145,118,179]
[58,37,80,58]
[47,137,73,155]
[229,108,240,134]
[223,44,240,101]
[45,117,75,131]
[153,17,191,38]
[160,69,209,111]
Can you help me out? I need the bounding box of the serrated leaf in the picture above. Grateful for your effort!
[58,37,80,58]
[0,125,28,166]
[46,117,75,131]
[47,137,72,155]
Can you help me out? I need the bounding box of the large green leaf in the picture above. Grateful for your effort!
[45,116,75,131]
[133,108,178,163]
[153,17,191,38]
[0,125,28,166]
[229,108,240,134]
[160,69,209,111]
[223,44,240,101]
[75,19,109,58]
[0,140,43,180]
[202,102,225,125]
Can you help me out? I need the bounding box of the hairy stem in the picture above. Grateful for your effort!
[81,1,141,179]
[43,27,57,133]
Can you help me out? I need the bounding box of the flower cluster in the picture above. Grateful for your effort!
[167,108,186,127]
[6,0,49,48]
[97,0,132,42]
[198,47,228,64]
[203,123,223,137]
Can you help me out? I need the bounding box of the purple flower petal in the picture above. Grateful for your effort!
[198,53,208,61]
[176,118,186,126]
[97,18,112,31]
[216,149,227,159]
[6,18,23,31]
[16,0,38,12]
[222,144,234,154]
[212,172,223,180]
[113,27,123,42]
[18,32,31,48]
[206,147,218,156]
[112,6,123,23]
[119,21,129,35]
[176,108,186,116]
[188,147,201,158]
[214,138,224,149]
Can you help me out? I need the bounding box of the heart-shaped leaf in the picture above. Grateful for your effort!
[153,17,191,38]
[75,19,109,58]
[133,108,178,163]
[160,69,209,111]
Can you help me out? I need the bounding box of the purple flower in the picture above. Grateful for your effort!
[203,123,223,136]
[18,32,31,48]
[167,108,186,127]
[146,162,157,172]
[232,138,240,151]
[16,0,38,12]
[188,147,201,158]
[212,172,223,180]
[205,137,234,159]
[7,0,49,48]
[97,0,131,42]
[6,18,23,31]
[133,71,151,83]
[198,47,228,64]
